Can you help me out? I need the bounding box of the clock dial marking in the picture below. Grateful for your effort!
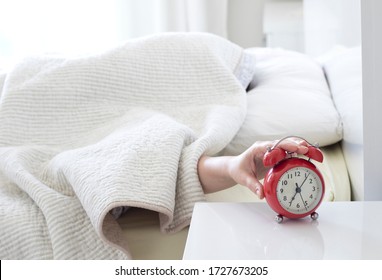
[276,167,323,215]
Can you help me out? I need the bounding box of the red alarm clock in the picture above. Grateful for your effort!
[263,136,325,223]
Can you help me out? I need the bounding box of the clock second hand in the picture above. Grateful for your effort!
[299,173,309,189]
[299,192,308,211]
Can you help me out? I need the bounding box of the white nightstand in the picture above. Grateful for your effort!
[183,201,382,260]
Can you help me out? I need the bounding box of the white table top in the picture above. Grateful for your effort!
[183,201,382,260]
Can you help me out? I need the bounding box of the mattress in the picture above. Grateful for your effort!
[118,143,350,260]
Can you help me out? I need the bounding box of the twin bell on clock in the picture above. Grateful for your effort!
[262,136,325,223]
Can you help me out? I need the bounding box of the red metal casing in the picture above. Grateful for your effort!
[263,158,325,219]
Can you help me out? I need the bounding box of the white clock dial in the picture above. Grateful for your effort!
[276,167,323,214]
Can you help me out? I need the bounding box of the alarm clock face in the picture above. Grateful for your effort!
[276,166,323,215]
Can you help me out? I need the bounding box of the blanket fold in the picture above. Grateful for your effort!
[0,33,254,259]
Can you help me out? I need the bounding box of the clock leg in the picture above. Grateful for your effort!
[310,212,319,220]
[275,214,283,223]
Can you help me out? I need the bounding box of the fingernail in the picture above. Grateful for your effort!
[255,188,260,196]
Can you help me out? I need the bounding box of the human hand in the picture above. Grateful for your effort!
[227,137,309,199]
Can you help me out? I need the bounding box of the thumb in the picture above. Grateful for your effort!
[246,176,265,199]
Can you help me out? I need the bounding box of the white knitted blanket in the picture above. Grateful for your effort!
[0,33,254,259]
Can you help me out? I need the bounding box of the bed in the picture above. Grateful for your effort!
[118,46,355,260]
[0,33,353,260]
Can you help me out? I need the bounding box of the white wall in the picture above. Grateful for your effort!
[304,0,362,56]
[361,0,382,200]
[227,0,266,48]
[263,0,304,52]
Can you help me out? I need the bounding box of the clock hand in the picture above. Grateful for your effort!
[289,173,311,207]
[298,173,310,189]
[289,183,299,206]
[288,195,296,207]
[297,174,311,210]
[298,192,308,211]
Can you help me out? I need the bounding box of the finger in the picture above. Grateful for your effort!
[293,138,310,153]
[256,184,265,199]
[278,138,309,155]
[246,177,265,199]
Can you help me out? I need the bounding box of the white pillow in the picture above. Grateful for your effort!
[223,48,343,155]
[318,46,363,199]
[319,46,362,145]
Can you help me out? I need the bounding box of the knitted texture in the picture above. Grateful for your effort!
[0,33,254,259]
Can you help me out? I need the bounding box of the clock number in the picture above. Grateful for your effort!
[275,166,323,215]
